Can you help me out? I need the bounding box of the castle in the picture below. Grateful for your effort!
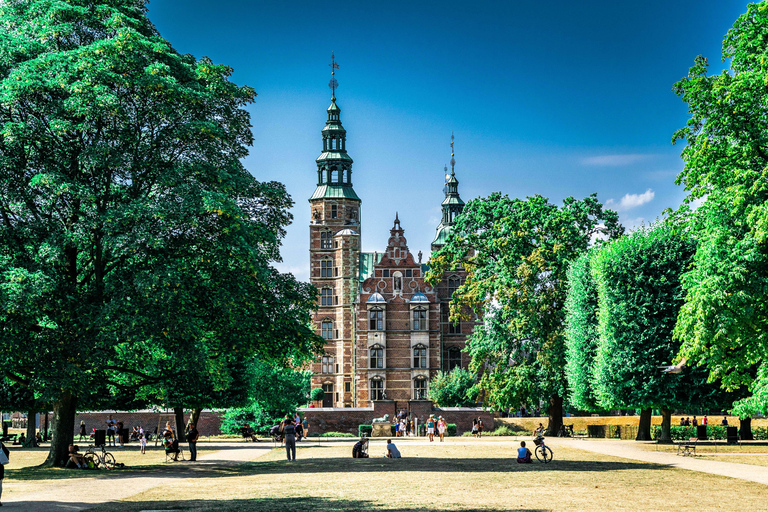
[308,85,472,409]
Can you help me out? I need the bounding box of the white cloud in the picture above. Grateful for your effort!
[582,154,651,166]
[605,189,655,212]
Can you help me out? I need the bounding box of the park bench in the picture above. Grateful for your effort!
[676,437,698,457]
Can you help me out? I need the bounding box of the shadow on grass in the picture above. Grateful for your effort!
[84,497,552,512]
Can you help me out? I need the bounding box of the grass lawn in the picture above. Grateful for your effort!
[85,439,767,512]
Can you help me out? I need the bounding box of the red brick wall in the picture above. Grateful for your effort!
[46,411,223,438]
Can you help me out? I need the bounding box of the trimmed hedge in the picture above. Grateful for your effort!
[320,432,355,437]
[651,425,728,441]
[358,425,372,437]
[447,424,457,436]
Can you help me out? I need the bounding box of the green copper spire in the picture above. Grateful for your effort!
[432,133,465,246]
[311,53,359,201]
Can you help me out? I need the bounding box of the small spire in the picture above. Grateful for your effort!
[329,51,339,101]
[395,211,400,226]
[450,131,456,176]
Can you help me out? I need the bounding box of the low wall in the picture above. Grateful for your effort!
[497,415,767,433]
[45,410,223,437]
[298,401,495,435]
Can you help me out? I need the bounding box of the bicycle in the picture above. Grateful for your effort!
[532,435,553,463]
[84,444,116,469]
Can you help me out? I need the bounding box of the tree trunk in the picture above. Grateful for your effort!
[658,408,672,443]
[190,408,202,430]
[25,410,37,447]
[44,391,77,467]
[739,417,753,441]
[43,411,49,440]
[546,395,563,436]
[636,408,652,441]
[174,407,186,442]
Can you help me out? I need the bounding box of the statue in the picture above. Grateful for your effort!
[372,414,390,424]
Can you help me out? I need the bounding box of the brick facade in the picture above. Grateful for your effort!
[46,410,222,438]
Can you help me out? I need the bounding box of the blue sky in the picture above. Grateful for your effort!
[147,0,749,282]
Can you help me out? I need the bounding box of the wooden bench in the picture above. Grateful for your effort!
[0,434,17,444]
[677,437,698,456]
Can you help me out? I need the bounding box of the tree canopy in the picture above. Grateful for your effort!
[427,192,622,432]
[0,0,322,466]
[428,367,478,407]
[672,1,768,416]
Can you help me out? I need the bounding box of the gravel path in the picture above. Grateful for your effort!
[566,439,768,486]
[2,444,274,511]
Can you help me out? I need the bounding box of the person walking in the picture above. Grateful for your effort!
[472,418,479,438]
[0,440,9,506]
[477,417,484,438]
[139,433,147,454]
[426,415,436,442]
[281,415,297,461]
[437,416,447,442]
[105,414,116,447]
[302,417,309,438]
[78,421,87,442]
[187,422,199,462]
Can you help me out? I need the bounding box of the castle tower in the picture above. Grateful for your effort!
[309,55,361,407]
[432,133,465,251]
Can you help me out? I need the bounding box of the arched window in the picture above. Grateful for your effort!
[369,309,383,330]
[321,354,334,374]
[414,377,428,400]
[321,287,334,306]
[412,308,427,331]
[448,277,461,297]
[369,344,384,369]
[331,169,339,182]
[448,347,462,370]
[321,231,332,249]
[321,319,333,339]
[321,258,333,278]
[413,344,427,369]
[370,377,384,401]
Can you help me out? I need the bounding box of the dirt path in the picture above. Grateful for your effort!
[563,439,768,485]
[2,444,274,511]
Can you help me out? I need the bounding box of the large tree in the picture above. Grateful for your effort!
[672,1,768,417]
[0,0,321,466]
[590,224,725,442]
[427,193,622,434]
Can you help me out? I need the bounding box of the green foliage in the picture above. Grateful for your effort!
[447,424,457,437]
[651,425,729,441]
[671,2,768,416]
[320,432,355,437]
[0,0,323,465]
[428,368,478,407]
[591,224,723,411]
[564,252,600,411]
[310,388,325,402]
[427,193,622,422]
[358,425,373,437]
[221,406,280,435]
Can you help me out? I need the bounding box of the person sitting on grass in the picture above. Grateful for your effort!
[516,441,532,464]
[67,444,87,469]
[243,424,258,442]
[163,431,180,461]
[385,439,401,458]
[352,437,369,458]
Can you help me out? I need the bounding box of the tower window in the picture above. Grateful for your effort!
[448,347,462,370]
[412,308,427,331]
[321,287,334,306]
[322,355,334,374]
[321,232,332,250]
[414,378,427,400]
[321,320,333,339]
[321,259,333,277]
[369,309,383,330]
[370,377,384,401]
[448,277,461,297]
[331,205,338,218]
[369,345,384,369]
[413,344,428,369]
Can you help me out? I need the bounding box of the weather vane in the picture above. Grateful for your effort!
[329,52,339,99]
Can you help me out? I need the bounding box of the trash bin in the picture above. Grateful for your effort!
[696,424,707,440]
[120,428,130,444]
[726,426,738,444]
[94,429,106,447]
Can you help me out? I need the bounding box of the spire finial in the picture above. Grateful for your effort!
[329,51,339,101]
[450,131,456,176]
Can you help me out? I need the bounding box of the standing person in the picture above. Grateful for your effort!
[472,418,479,438]
[437,416,447,442]
[426,415,435,442]
[280,415,296,461]
[702,415,708,426]
[302,417,309,438]
[116,419,124,446]
[405,418,411,437]
[187,422,199,462]
[0,440,9,506]
[78,421,87,441]
[692,416,698,427]
[477,417,484,437]
[105,414,116,446]
[721,416,728,426]
[139,433,147,455]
